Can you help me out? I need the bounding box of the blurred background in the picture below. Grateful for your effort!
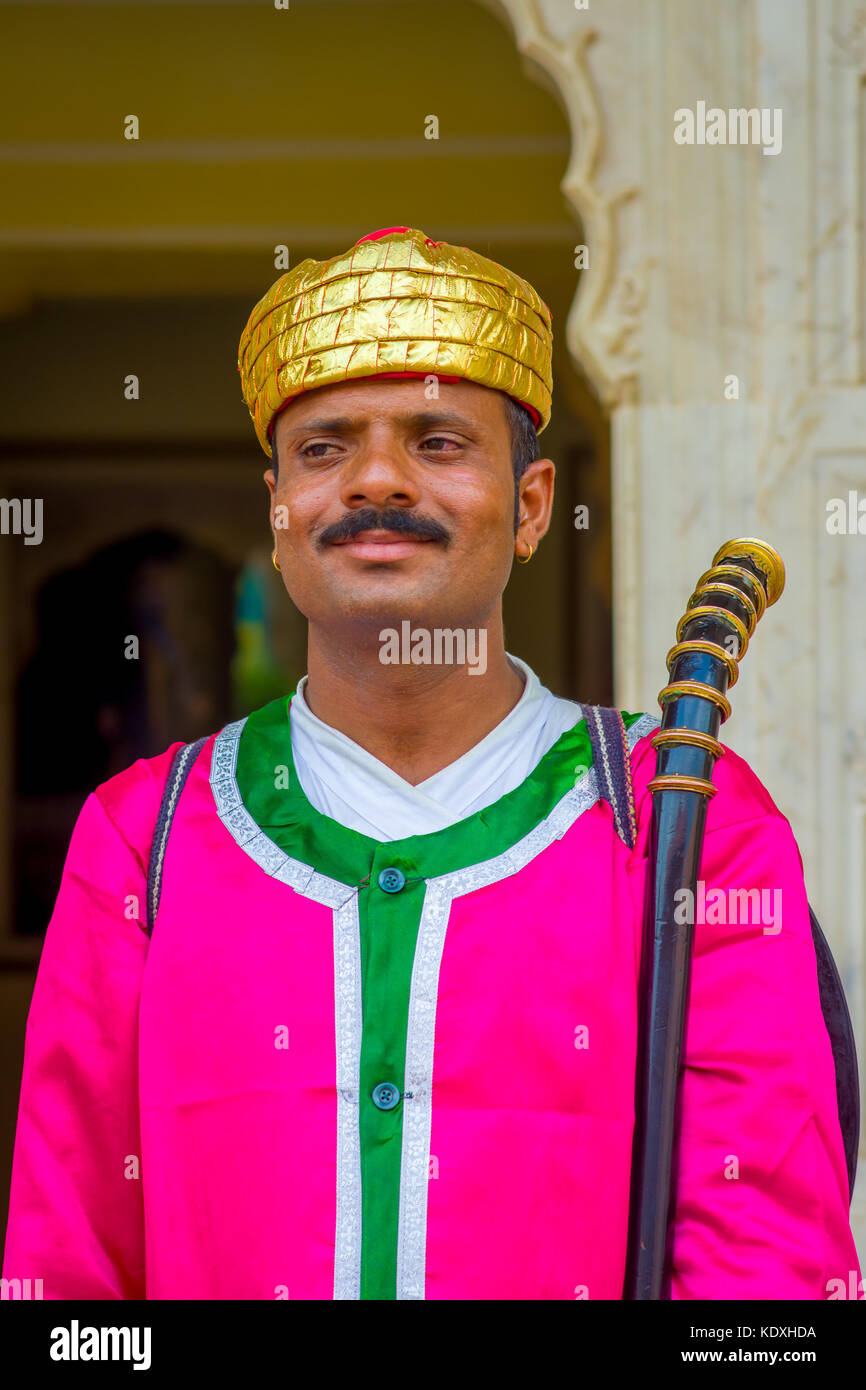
[2,0,865,1263]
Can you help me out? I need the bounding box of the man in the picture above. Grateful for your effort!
[3,227,860,1300]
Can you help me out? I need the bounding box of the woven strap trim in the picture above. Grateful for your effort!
[583,706,638,850]
[145,736,207,936]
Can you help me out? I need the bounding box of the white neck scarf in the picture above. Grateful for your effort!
[288,654,583,842]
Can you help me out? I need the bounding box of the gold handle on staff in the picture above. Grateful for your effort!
[647,538,785,796]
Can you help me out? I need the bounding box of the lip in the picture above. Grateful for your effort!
[330,530,436,561]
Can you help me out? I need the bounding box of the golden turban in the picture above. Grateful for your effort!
[237,226,553,458]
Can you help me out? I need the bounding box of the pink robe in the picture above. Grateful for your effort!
[2,705,861,1299]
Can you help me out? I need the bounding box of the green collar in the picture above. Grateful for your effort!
[233,695,646,887]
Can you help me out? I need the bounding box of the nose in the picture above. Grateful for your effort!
[338,430,421,510]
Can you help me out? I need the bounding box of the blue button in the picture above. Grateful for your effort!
[377,867,406,893]
[371,1081,401,1110]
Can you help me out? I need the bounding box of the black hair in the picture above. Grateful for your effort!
[270,390,540,529]
[503,394,540,527]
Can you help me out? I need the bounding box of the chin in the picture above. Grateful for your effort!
[334,586,455,630]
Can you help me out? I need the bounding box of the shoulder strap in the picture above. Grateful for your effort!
[583,705,637,849]
[146,736,208,937]
[809,907,860,1201]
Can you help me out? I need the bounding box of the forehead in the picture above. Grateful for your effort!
[272,376,509,443]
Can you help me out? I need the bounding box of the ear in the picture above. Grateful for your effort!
[264,467,277,542]
[516,458,555,546]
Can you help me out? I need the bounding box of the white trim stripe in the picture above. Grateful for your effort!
[332,894,364,1301]
[210,718,364,1299]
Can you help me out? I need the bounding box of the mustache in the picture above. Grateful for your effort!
[317,507,451,547]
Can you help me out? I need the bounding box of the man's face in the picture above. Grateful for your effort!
[265,377,552,636]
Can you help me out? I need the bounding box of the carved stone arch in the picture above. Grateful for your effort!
[475,0,642,409]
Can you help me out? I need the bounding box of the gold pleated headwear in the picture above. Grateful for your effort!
[237,226,553,457]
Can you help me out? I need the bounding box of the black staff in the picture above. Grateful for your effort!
[623,537,785,1300]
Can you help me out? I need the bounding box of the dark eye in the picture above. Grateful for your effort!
[421,436,459,450]
[302,442,336,458]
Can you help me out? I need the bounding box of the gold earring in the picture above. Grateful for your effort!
[272,551,281,571]
[517,544,534,565]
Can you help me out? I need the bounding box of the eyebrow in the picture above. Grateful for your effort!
[282,410,478,435]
